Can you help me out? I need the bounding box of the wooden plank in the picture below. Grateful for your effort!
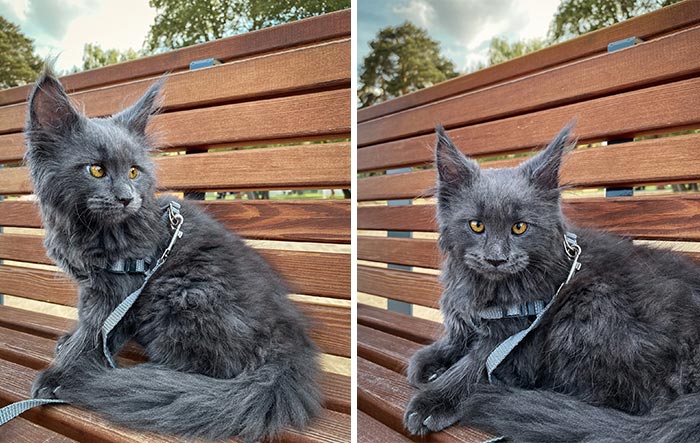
[0,234,350,299]
[357,410,413,443]
[357,1,700,122]
[357,304,442,345]
[358,76,700,173]
[0,199,350,244]
[0,304,350,415]
[358,193,700,242]
[357,324,421,374]
[358,265,440,308]
[359,25,700,147]
[359,133,700,200]
[0,263,348,356]
[0,39,351,136]
[0,357,349,443]
[358,236,440,269]
[358,357,492,442]
[0,141,351,195]
[0,417,78,443]
[0,9,351,107]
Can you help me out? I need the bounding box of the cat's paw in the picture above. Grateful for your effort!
[31,368,64,399]
[407,349,449,386]
[404,389,462,435]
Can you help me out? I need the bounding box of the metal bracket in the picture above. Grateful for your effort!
[605,37,642,198]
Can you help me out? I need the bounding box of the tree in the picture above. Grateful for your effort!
[486,37,546,66]
[550,0,681,41]
[145,0,349,52]
[0,16,42,88]
[78,43,141,71]
[359,22,458,108]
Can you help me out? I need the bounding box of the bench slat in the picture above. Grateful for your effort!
[359,25,700,147]
[358,265,440,308]
[358,357,491,442]
[358,236,439,269]
[0,39,351,136]
[0,416,78,443]
[359,193,700,242]
[0,235,350,299]
[0,9,350,107]
[359,134,700,200]
[357,1,700,123]
[357,304,441,345]
[357,410,413,443]
[358,76,700,174]
[357,324,420,374]
[0,199,350,244]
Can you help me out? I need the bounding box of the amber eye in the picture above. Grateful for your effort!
[88,164,105,178]
[469,220,485,233]
[129,167,139,179]
[512,222,528,235]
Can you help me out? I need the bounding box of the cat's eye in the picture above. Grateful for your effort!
[88,164,105,178]
[512,222,528,235]
[469,220,485,233]
[129,167,139,179]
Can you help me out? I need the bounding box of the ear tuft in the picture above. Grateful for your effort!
[113,78,165,135]
[26,65,82,132]
[520,121,576,190]
[435,124,480,187]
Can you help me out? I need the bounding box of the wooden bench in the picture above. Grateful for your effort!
[357,2,700,441]
[0,9,350,443]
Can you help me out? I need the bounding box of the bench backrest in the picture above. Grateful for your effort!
[357,1,700,319]
[0,10,351,372]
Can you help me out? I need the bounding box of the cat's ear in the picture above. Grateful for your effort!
[27,67,82,133]
[435,125,480,187]
[113,79,164,135]
[520,122,576,190]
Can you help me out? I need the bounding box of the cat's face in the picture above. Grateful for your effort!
[435,124,574,281]
[25,70,163,224]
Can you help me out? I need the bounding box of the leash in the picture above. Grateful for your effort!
[485,232,582,383]
[0,201,184,425]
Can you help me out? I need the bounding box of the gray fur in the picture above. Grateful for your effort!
[404,123,700,441]
[25,68,321,442]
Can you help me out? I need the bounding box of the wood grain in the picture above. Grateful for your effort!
[358,76,700,173]
[0,9,350,107]
[0,141,351,195]
[358,236,440,269]
[0,417,77,443]
[358,193,700,242]
[0,199,350,244]
[357,1,700,122]
[358,265,441,308]
[0,39,351,136]
[357,304,442,346]
[358,25,700,147]
[357,410,413,443]
[358,357,492,442]
[357,325,420,374]
[359,134,700,200]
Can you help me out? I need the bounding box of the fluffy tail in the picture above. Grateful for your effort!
[460,384,700,443]
[57,359,322,442]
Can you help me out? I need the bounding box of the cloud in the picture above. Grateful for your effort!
[24,0,87,41]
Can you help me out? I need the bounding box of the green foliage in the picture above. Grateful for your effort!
[145,0,349,52]
[549,0,681,41]
[487,36,547,66]
[0,15,42,88]
[78,43,141,71]
[359,22,458,107]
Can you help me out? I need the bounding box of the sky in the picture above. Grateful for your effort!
[1,0,157,73]
[358,0,561,73]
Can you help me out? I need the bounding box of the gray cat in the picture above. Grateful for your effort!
[25,69,321,442]
[404,124,700,442]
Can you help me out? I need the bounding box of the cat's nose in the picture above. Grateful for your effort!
[118,197,133,207]
[486,258,507,267]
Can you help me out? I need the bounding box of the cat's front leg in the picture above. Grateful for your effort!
[407,336,465,387]
[404,352,484,435]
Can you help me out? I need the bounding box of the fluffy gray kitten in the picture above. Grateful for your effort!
[25,69,321,442]
[404,124,700,442]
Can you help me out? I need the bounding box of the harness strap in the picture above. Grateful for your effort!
[0,201,184,426]
[485,232,582,384]
[479,299,547,320]
[107,258,152,274]
[0,399,67,425]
